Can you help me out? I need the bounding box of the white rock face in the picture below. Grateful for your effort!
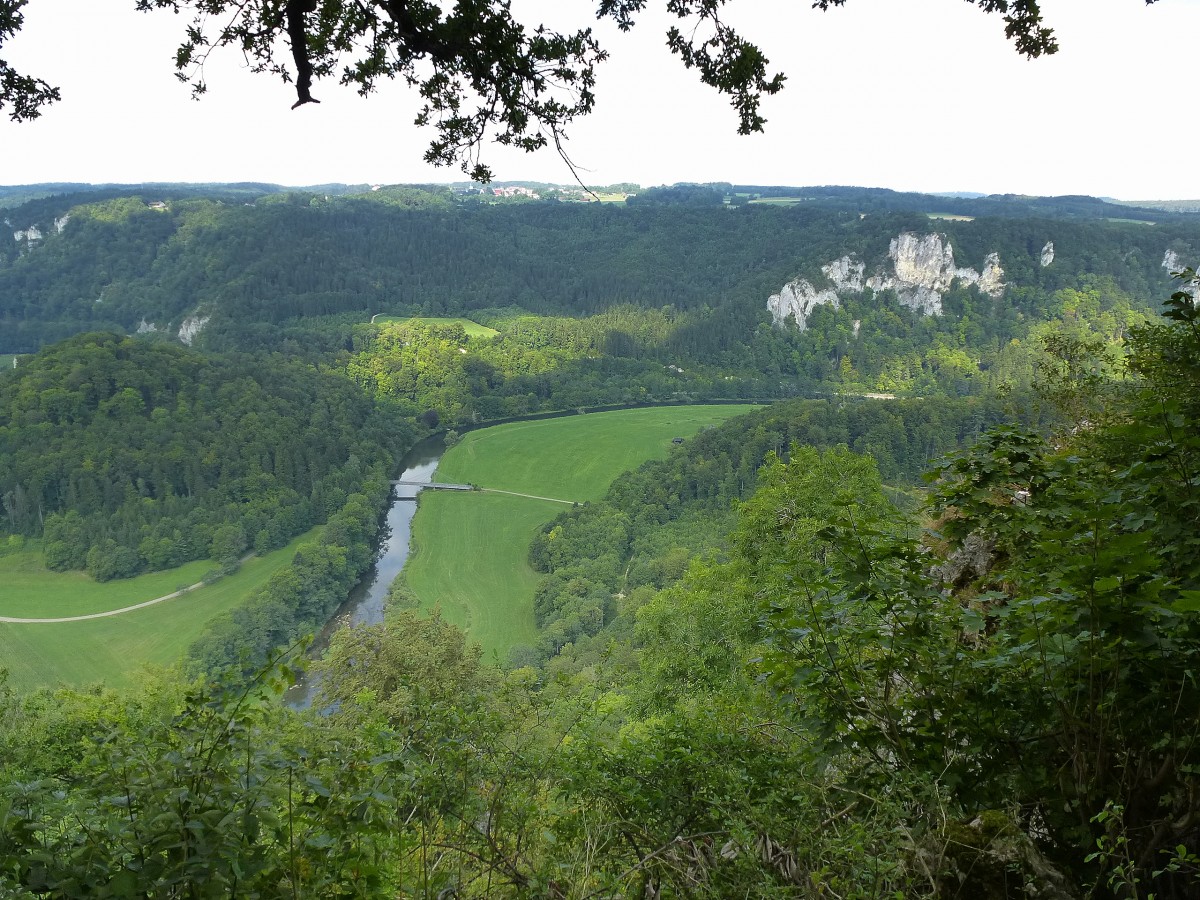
[864,232,1004,316]
[178,315,210,345]
[978,252,1005,295]
[1040,241,1055,267]
[822,255,865,292]
[767,280,840,330]
[54,215,70,234]
[769,232,1005,328]
[13,225,43,244]
[136,319,160,334]
[883,233,956,293]
[1163,249,1184,273]
[766,254,867,329]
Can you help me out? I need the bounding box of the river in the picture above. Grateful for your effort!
[283,434,445,708]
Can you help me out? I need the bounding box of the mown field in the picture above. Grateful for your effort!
[0,528,319,692]
[404,405,757,655]
[0,550,215,618]
[371,315,499,338]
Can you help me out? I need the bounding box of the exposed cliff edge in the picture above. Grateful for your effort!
[178,315,211,346]
[766,256,863,331]
[768,232,1005,329]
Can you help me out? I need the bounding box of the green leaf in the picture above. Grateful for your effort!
[1173,591,1200,613]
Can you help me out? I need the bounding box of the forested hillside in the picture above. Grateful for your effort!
[2,181,1199,896]
[519,391,1045,670]
[3,186,1197,402]
[0,333,411,581]
[2,277,1197,898]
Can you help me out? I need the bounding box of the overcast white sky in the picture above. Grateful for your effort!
[2,0,1198,198]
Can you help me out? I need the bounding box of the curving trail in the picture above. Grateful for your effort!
[0,554,255,624]
[0,582,205,624]
[477,487,577,505]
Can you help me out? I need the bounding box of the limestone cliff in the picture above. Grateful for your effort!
[769,233,1005,328]
[1040,241,1055,267]
[178,315,210,346]
[866,233,1005,315]
[767,256,864,330]
[12,225,43,250]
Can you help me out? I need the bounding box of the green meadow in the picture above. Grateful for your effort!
[0,528,319,692]
[0,549,214,618]
[404,405,756,655]
[371,315,499,338]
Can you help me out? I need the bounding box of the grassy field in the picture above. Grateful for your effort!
[0,550,217,618]
[404,405,756,655]
[371,315,499,338]
[0,528,319,692]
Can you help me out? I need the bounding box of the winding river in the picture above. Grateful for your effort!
[284,434,445,708]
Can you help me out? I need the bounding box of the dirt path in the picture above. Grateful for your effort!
[0,554,254,624]
[0,581,206,624]
[478,488,577,505]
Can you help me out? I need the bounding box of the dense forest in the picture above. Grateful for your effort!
[3,185,1197,404]
[1,183,1199,897]
[2,280,1197,897]
[0,333,411,581]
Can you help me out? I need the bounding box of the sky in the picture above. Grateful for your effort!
[2,0,1199,199]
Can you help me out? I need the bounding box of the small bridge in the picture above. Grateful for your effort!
[391,480,473,491]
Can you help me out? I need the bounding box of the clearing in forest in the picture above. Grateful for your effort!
[404,405,756,656]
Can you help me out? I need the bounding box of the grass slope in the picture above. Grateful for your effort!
[0,528,319,693]
[405,405,756,656]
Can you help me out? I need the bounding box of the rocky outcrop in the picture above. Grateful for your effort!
[1163,248,1184,273]
[136,319,160,334]
[767,281,840,331]
[178,315,210,346]
[767,255,865,330]
[822,255,865,293]
[1040,241,1055,267]
[770,233,1006,327]
[12,225,43,247]
[866,233,1005,316]
[54,215,70,234]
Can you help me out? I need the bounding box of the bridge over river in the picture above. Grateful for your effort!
[391,480,473,491]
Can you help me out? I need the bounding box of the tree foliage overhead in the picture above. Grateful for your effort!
[0,0,1156,178]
